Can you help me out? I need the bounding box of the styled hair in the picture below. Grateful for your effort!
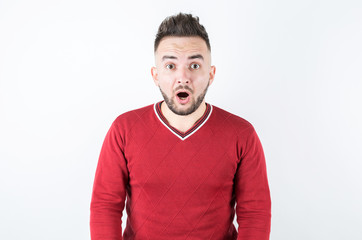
[154,13,211,52]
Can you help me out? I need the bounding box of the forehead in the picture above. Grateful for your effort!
[156,36,209,57]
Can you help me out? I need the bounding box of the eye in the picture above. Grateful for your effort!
[166,64,175,70]
[190,63,200,70]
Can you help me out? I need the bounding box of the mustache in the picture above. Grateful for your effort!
[174,85,193,94]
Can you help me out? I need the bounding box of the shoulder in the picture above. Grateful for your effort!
[111,103,155,130]
[210,105,264,160]
[210,105,255,135]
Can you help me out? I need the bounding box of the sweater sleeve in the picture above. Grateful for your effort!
[90,120,129,240]
[235,127,271,240]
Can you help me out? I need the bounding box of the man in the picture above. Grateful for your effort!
[90,13,271,240]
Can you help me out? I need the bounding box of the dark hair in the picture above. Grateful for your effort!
[154,13,211,52]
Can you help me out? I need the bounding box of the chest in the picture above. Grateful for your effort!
[124,133,240,197]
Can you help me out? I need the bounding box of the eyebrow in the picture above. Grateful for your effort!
[188,54,204,60]
[162,55,177,61]
[161,54,204,61]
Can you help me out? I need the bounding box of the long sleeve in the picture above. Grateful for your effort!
[90,121,129,240]
[235,128,271,240]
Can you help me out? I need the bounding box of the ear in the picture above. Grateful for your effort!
[151,67,159,86]
[208,65,216,86]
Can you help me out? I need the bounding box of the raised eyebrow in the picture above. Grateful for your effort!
[188,54,204,61]
[162,55,177,61]
[161,55,204,61]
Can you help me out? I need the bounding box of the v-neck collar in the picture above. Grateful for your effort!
[153,101,213,141]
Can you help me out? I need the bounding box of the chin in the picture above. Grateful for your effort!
[172,100,199,116]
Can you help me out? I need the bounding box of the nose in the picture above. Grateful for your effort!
[176,67,190,85]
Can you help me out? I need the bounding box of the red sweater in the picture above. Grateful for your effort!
[90,102,271,240]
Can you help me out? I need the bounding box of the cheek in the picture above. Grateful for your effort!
[193,74,210,86]
[158,74,176,88]
[158,81,173,93]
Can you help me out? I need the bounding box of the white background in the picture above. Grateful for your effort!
[1,0,361,239]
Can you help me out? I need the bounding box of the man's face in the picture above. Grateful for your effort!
[151,36,216,116]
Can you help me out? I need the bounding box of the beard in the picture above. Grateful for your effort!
[159,84,209,116]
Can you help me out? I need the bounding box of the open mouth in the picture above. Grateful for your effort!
[177,92,189,100]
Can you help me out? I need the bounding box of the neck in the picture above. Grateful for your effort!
[161,101,207,133]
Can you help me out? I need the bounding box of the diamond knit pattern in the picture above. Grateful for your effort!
[90,103,271,240]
